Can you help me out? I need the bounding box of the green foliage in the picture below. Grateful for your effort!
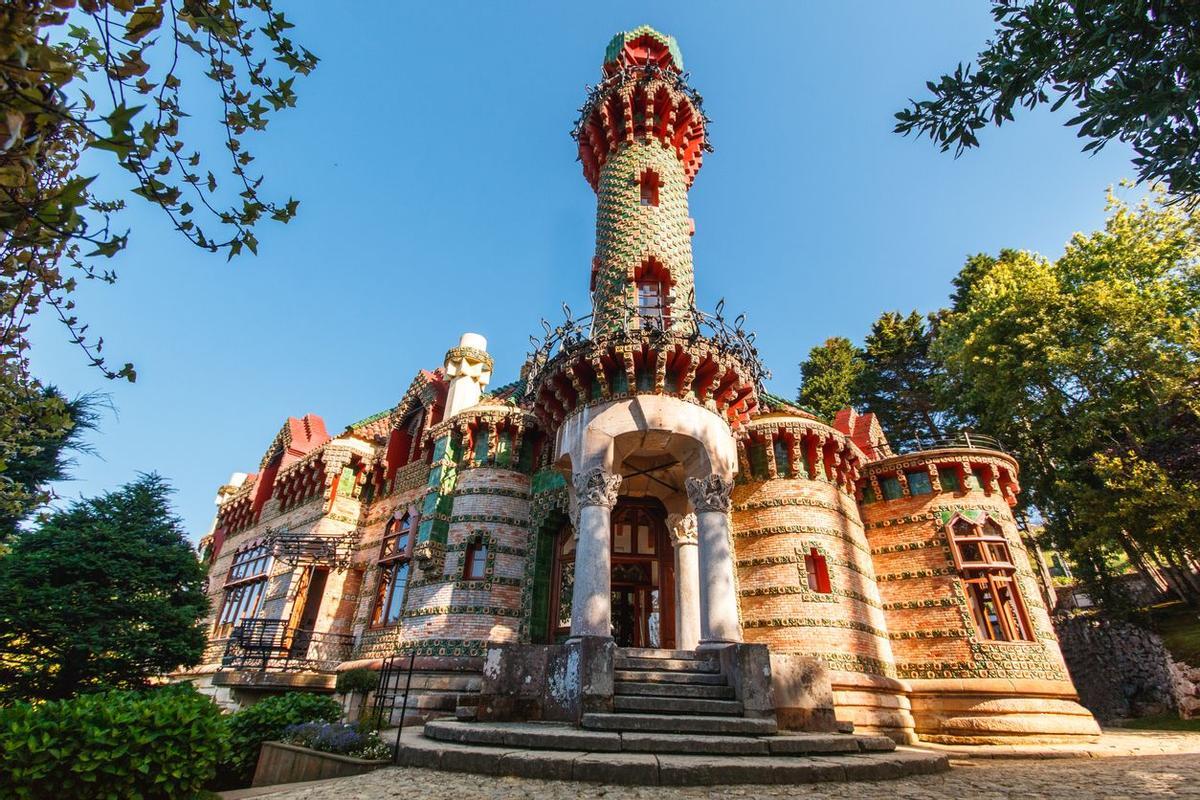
[895,1,1200,206]
[222,692,341,786]
[854,311,961,450]
[934,190,1200,605]
[1,2,316,383]
[797,337,863,421]
[335,668,379,696]
[0,684,228,799]
[0,377,99,539]
[0,475,209,701]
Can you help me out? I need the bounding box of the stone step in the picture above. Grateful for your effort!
[581,712,778,736]
[612,695,744,716]
[614,681,736,700]
[394,727,947,785]
[619,647,707,661]
[614,656,720,673]
[614,669,727,685]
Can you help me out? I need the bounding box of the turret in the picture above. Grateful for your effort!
[575,26,709,335]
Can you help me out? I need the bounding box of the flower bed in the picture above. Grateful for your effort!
[252,722,391,787]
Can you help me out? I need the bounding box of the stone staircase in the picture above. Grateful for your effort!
[395,644,950,784]
[582,647,777,736]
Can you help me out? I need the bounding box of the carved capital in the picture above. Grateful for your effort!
[667,512,698,546]
[572,467,622,509]
[685,474,733,513]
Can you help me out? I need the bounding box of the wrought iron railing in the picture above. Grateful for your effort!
[260,527,358,571]
[221,618,353,673]
[907,431,1007,454]
[524,300,771,392]
[572,63,714,151]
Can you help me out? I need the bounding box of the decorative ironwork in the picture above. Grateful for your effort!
[220,618,353,673]
[261,526,358,571]
[524,300,771,392]
[908,431,1008,454]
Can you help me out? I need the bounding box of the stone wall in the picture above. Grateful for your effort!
[1053,614,1181,720]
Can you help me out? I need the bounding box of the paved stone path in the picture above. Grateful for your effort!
[250,752,1200,799]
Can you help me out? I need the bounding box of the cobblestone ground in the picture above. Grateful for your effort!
[262,751,1200,800]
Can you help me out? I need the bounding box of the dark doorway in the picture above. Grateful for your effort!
[550,497,675,647]
[288,566,328,656]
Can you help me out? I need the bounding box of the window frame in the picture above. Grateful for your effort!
[947,516,1033,643]
[803,547,832,594]
[214,543,273,636]
[371,511,414,628]
[463,539,489,581]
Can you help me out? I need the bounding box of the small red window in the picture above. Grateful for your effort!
[804,548,831,594]
[639,169,660,207]
[464,541,488,580]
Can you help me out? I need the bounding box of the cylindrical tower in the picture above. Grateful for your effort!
[859,446,1100,744]
[733,410,916,742]
[577,26,707,334]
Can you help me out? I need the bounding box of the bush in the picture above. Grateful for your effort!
[281,721,390,760]
[222,692,341,786]
[0,684,227,799]
[334,667,378,696]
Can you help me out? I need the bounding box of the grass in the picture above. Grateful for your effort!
[1141,601,1200,666]
[1119,713,1200,732]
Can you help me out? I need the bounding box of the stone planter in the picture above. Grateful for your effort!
[251,740,390,787]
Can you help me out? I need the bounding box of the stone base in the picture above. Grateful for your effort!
[396,723,949,785]
[908,680,1101,745]
[829,671,918,744]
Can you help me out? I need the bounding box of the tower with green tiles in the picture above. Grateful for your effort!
[577,26,708,335]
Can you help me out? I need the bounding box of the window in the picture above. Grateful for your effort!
[773,439,792,478]
[637,279,664,322]
[948,517,1032,642]
[371,513,413,626]
[860,482,877,503]
[906,469,932,495]
[639,169,660,206]
[804,548,831,593]
[938,466,961,492]
[748,442,769,480]
[215,544,273,636]
[880,475,903,500]
[463,540,488,580]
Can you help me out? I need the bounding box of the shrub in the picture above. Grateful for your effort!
[334,668,378,696]
[222,692,341,786]
[0,684,227,799]
[281,721,390,760]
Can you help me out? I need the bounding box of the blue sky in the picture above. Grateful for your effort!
[31,2,1139,541]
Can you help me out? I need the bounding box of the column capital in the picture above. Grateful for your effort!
[685,474,733,513]
[667,512,698,546]
[572,467,622,509]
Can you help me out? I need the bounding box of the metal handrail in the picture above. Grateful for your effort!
[906,431,1007,454]
[221,618,353,673]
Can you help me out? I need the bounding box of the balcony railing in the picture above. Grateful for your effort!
[221,618,353,673]
[907,431,1007,454]
[524,300,771,392]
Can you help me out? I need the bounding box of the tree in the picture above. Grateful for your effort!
[2,1,317,381]
[854,311,959,450]
[797,337,863,421]
[895,1,1200,206]
[0,474,209,700]
[933,190,1200,605]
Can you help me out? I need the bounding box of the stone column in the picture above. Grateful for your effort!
[685,474,742,647]
[668,513,701,651]
[569,467,622,639]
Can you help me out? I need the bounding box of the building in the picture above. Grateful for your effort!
[188,26,1099,746]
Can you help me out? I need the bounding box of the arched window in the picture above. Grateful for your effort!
[947,516,1032,642]
[804,548,831,594]
[372,512,413,626]
[634,258,670,327]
